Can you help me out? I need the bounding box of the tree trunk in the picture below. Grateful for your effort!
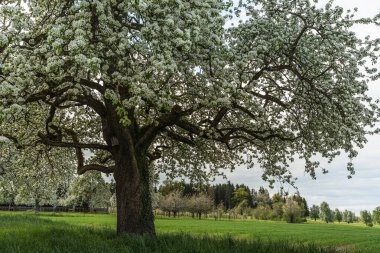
[114,146,155,236]
[34,198,40,213]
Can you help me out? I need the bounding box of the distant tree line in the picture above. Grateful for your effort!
[2,171,380,227]
[308,201,380,227]
[156,181,309,223]
[358,207,380,227]
[156,191,213,219]
[155,180,380,227]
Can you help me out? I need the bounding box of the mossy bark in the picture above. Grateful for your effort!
[114,146,155,236]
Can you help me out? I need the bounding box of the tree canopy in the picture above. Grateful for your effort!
[1,0,379,235]
[0,144,75,207]
[320,201,333,223]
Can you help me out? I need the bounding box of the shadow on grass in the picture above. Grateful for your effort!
[0,214,348,253]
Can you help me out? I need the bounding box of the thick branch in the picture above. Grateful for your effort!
[27,75,107,117]
[78,164,115,175]
[38,132,110,150]
[211,107,228,127]
[246,90,288,108]
[166,130,195,146]
[57,129,115,175]
[136,105,194,148]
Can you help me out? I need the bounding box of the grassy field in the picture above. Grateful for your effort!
[0,212,379,253]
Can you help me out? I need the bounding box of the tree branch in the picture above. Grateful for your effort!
[78,164,115,175]
[37,132,110,150]
[136,105,194,148]
[165,130,195,146]
[58,128,115,175]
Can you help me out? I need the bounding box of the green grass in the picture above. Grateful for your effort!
[0,212,379,253]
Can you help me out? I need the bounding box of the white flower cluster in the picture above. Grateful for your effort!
[0,33,8,47]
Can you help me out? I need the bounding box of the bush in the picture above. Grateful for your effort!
[253,205,273,220]
[283,199,304,223]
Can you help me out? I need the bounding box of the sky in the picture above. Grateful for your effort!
[212,0,380,214]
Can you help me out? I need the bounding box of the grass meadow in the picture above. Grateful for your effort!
[0,212,379,253]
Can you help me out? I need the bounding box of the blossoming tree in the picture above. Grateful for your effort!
[1,0,379,235]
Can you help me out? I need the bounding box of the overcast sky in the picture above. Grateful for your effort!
[213,0,380,214]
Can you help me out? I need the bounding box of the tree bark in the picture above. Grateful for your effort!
[114,145,155,236]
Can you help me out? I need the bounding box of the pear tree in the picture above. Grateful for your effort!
[1,0,379,235]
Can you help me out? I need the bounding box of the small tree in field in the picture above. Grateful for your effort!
[254,188,272,207]
[320,202,333,223]
[310,205,320,221]
[360,210,373,227]
[343,210,348,223]
[189,194,214,219]
[283,199,304,223]
[373,206,380,225]
[158,191,185,218]
[1,0,380,235]
[334,209,343,223]
[344,210,355,224]
[272,202,284,219]
[253,205,273,220]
